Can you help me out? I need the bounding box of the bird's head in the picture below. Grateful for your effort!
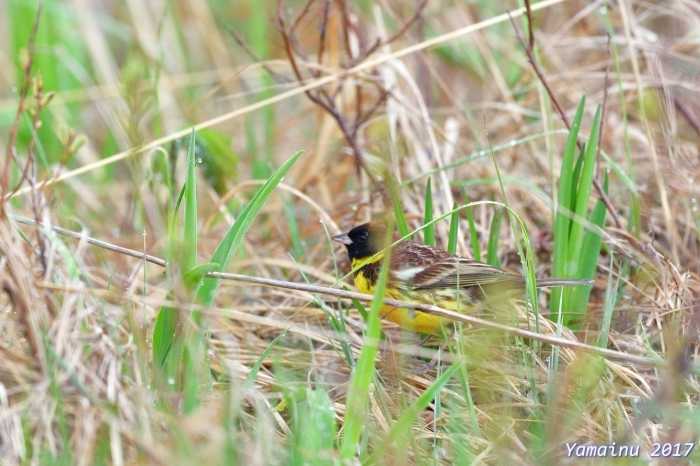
[332,222,390,261]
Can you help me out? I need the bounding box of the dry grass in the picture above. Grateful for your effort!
[1,0,700,464]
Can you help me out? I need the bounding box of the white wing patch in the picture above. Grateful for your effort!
[393,266,426,282]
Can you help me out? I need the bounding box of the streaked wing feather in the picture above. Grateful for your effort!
[390,252,524,290]
[415,258,523,289]
[385,239,584,291]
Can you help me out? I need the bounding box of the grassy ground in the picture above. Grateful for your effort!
[2,0,700,464]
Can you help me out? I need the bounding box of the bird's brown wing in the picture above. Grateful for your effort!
[388,242,524,290]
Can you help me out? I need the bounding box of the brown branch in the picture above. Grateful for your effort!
[277,2,314,88]
[673,94,700,136]
[508,11,569,128]
[277,0,378,182]
[338,0,357,62]
[384,0,429,46]
[524,0,535,50]
[352,85,393,135]
[353,0,428,65]
[290,0,317,32]
[317,0,331,70]
[226,27,292,84]
[275,0,427,185]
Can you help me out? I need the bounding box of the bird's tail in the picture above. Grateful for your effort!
[535,278,594,287]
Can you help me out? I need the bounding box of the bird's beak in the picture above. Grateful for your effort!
[332,232,352,245]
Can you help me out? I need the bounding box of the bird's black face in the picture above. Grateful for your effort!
[332,223,386,261]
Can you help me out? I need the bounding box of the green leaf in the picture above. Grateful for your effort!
[567,104,602,275]
[486,208,503,268]
[196,128,238,195]
[195,150,305,308]
[389,179,410,239]
[447,202,459,255]
[551,96,586,317]
[340,219,393,461]
[570,143,586,215]
[461,188,481,262]
[366,363,460,464]
[152,306,180,370]
[571,171,608,306]
[423,177,434,246]
[183,127,198,272]
[294,388,337,464]
[182,263,220,291]
[180,150,304,412]
[243,330,287,390]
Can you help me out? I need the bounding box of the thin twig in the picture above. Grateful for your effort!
[317,0,331,71]
[352,86,393,135]
[508,11,569,128]
[226,27,292,84]
[277,0,377,181]
[290,0,317,32]
[673,94,700,136]
[12,215,167,267]
[357,0,429,63]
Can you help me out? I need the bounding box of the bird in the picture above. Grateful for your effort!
[332,222,592,335]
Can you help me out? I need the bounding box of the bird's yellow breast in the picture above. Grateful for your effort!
[351,258,476,335]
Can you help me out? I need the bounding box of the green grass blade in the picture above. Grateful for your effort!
[571,172,608,306]
[243,330,287,390]
[184,149,303,413]
[182,262,220,291]
[294,388,337,463]
[569,105,602,251]
[389,178,410,239]
[152,131,200,397]
[152,306,179,370]
[567,105,602,269]
[570,143,586,215]
[340,219,393,461]
[195,150,304,308]
[559,105,602,328]
[486,208,503,268]
[366,363,460,464]
[447,202,459,255]
[461,188,481,262]
[182,127,198,272]
[551,96,586,314]
[423,177,434,246]
[596,254,616,348]
[282,192,303,258]
[351,298,369,323]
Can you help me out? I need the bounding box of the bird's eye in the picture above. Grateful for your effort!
[358,232,368,243]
